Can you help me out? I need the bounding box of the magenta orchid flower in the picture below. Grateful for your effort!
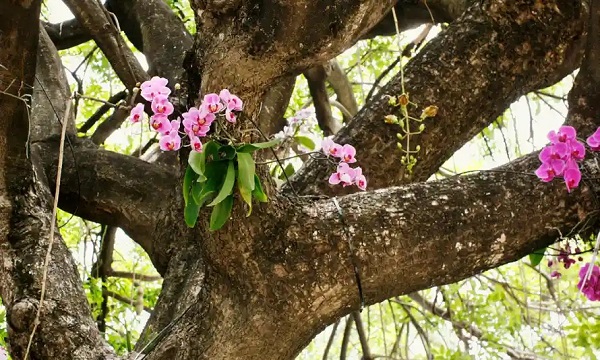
[566,139,586,161]
[578,263,600,301]
[203,93,224,113]
[129,103,145,123]
[548,125,577,144]
[151,94,174,116]
[539,143,567,162]
[587,127,600,150]
[535,160,564,182]
[563,165,581,193]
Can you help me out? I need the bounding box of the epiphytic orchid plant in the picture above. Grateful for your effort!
[533,125,600,301]
[129,77,367,231]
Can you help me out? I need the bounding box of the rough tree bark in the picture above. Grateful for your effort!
[0,1,116,359]
[2,0,598,359]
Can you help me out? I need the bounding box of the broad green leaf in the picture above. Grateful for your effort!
[236,138,281,153]
[218,145,236,160]
[252,174,268,203]
[528,248,546,266]
[204,159,227,179]
[278,163,295,179]
[209,195,233,231]
[295,136,315,151]
[204,140,221,160]
[183,165,199,206]
[191,182,203,204]
[188,150,208,182]
[239,183,253,216]
[184,200,200,228]
[193,175,220,207]
[188,141,221,181]
[236,152,255,192]
[208,160,235,206]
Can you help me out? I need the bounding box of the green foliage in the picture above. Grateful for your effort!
[184,139,277,231]
[529,247,546,266]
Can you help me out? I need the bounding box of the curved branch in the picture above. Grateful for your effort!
[33,136,176,273]
[43,19,90,50]
[276,152,598,355]
[327,60,358,121]
[305,65,340,136]
[287,0,585,196]
[105,0,193,83]
[62,0,148,90]
[361,0,469,39]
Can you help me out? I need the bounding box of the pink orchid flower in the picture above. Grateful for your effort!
[203,93,224,113]
[225,108,237,123]
[151,94,174,116]
[190,135,203,152]
[159,132,182,151]
[340,144,357,163]
[150,114,172,135]
[140,76,171,101]
[321,138,342,158]
[129,103,145,123]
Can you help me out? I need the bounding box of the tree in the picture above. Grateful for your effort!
[1,0,599,359]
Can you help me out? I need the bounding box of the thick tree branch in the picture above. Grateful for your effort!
[29,26,174,274]
[361,0,470,39]
[564,0,600,137]
[0,2,116,358]
[43,19,90,50]
[287,0,585,196]
[258,76,296,136]
[34,136,176,274]
[193,0,396,94]
[62,0,148,90]
[30,26,77,142]
[275,153,598,357]
[105,0,192,83]
[327,60,358,122]
[305,65,340,136]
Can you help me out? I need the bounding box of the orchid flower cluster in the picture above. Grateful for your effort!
[547,243,583,279]
[534,125,600,301]
[275,108,316,139]
[534,126,588,191]
[274,108,321,153]
[322,138,367,190]
[128,76,243,153]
